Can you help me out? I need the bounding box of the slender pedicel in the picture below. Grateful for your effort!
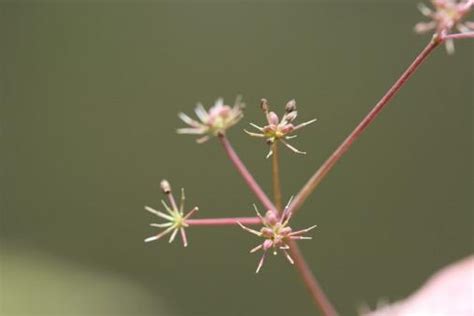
[288,36,442,217]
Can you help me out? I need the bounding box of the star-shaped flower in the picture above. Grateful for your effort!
[245,99,317,158]
[177,97,245,143]
[144,180,198,247]
[415,0,473,53]
[238,197,317,273]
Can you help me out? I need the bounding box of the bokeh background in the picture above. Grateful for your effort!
[1,1,472,315]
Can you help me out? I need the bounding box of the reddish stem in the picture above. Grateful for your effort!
[218,134,338,315]
[218,134,275,212]
[288,37,442,216]
[443,32,474,40]
[288,240,337,316]
[186,216,261,226]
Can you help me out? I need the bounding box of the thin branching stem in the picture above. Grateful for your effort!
[288,240,338,316]
[186,217,261,226]
[443,31,474,40]
[271,142,283,213]
[219,134,337,315]
[218,134,275,212]
[288,36,443,216]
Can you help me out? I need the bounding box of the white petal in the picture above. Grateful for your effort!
[178,112,199,126]
[194,103,209,122]
[145,206,173,221]
[177,127,205,135]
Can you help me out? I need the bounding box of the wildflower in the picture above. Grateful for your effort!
[238,197,317,273]
[415,0,474,53]
[245,99,317,158]
[144,180,198,247]
[177,97,245,143]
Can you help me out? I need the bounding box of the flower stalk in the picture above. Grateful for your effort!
[443,30,474,39]
[288,240,338,316]
[271,142,283,213]
[218,134,275,212]
[186,217,261,226]
[287,35,443,216]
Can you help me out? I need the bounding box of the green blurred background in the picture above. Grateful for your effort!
[1,1,472,315]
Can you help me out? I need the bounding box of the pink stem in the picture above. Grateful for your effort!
[443,32,474,40]
[218,134,275,212]
[288,240,337,316]
[218,134,338,315]
[186,217,261,226]
[288,37,442,216]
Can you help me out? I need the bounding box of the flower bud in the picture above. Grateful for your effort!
[285,99,297,113]
[264,210,278,226]
[280,226,293,236]
[160,179,171,194]
[267,112,279,125]
[261,227,273,238]
[284,111,298,123]
[260,98,269,112]
[263,239,273,251]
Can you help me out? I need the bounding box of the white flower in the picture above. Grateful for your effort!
[177,97,244,143]
[144,180,198,247]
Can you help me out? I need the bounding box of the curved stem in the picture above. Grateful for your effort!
[288,240,338,316]
[288,36,442,216]
[271,142,283,213]
[186,216,261,226]
[218,134,275,212]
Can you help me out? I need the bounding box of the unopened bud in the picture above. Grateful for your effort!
[265,210,278,226]
[284,111,297,123]
[260,98,269,112]
[160,179,171,194]
[285,99,296,113]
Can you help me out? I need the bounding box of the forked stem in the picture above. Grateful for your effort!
[186,217,261,226]
[288,36,443,216]
[443,32,474,40]
[219,134,338,315]
[271,142,283,213]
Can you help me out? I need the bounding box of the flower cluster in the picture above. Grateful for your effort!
[238,197,317,273]
[177,97,244,143]
[144,180,198,247]
[415,0,473,53]
[245,99,317,158]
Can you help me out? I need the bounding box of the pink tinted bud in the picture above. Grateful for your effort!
[280,227,293,236]
[261,227,273,238]
[280,124,295,134]
[263,126,274,133]
[263,239,273,251]
[265,210,278,225]
[267,112,279,125]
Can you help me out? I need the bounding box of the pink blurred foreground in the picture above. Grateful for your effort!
[367,255,474,315]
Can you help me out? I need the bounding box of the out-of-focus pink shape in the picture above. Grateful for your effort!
[367,255,474,316]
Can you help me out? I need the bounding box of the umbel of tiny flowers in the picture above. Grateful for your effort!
[238,197,318,273]
[177,97,245,143]
[415,0,474,53]
[245,98,317,158]
[144,180,198,247]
